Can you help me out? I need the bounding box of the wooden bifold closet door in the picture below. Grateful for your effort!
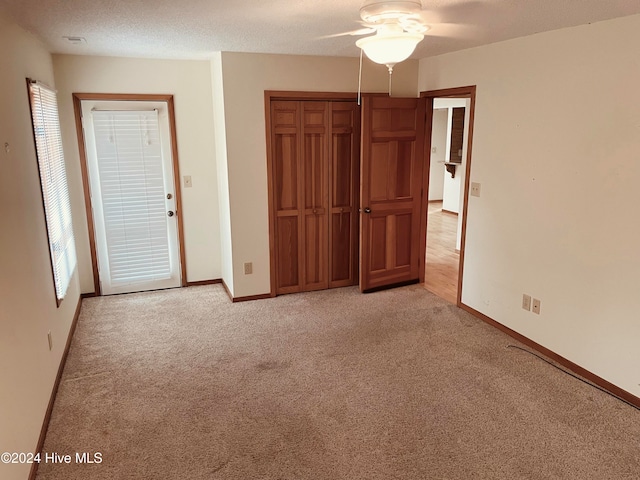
[270,100,360,295]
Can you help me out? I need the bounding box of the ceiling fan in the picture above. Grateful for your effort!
[331,0,470,97]
[349,0,430,73]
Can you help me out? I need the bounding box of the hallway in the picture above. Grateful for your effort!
[424,201,459,304]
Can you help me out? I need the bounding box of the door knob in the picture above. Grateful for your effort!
[363,207,371,214]
[167,211,174,217]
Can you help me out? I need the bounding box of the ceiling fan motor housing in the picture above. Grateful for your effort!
[360,0,422,23]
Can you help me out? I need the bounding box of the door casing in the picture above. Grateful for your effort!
[420,86,477,306]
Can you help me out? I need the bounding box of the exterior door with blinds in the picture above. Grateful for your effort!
[81,101,181,295]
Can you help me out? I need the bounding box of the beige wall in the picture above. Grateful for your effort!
[0,13,81,480]
[211,53,235,294]
[428,109,448,201]
[217,52,419,297]
[419,14,640,396]
[52,55,221,292]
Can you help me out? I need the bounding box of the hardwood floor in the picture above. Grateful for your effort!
[424,201,459,304]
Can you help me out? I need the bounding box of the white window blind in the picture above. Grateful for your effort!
[91,110,171,285]
[27,79,77,303]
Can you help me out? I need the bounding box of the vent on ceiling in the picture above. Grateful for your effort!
[63,36,87,45]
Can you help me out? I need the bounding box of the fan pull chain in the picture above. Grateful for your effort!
[388,66,393,97]
[358,49,363,106]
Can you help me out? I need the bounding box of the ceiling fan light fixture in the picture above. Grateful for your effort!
[360,0,422,23]
[356,30,424,71]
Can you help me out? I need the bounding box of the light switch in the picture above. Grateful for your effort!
[183,175,192,188]
[470,182,481,197]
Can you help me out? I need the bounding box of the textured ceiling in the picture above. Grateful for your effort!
[1,0,640,60]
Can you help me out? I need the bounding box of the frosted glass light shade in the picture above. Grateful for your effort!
[356,31,424,69]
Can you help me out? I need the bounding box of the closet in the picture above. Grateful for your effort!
[268,98,360,295]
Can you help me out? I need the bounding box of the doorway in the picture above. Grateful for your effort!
[73,94,187,295]
[421,87,476,305]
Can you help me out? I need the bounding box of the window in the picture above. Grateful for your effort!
[27,79,77,304]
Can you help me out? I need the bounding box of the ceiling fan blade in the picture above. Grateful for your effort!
[319,27,377,39]
[350,27,378,36]
[423,23,479,40]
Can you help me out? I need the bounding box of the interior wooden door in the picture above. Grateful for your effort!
[301,101,329,291]
[270,97,359,295]
[271,101,302,294]
[359,95,426,292]
[329,102,360,288]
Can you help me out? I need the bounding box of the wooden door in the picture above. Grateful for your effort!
[301,101,329,291]
[360,95,426,292]
[270,100,330,294]
[270,98,359,295]
[271,101,302,294]
[329,102,360,288]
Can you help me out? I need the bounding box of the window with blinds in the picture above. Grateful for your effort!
[27,79,77,304]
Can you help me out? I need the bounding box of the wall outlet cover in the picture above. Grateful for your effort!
[532,298,541,314]
[522,294,531,311]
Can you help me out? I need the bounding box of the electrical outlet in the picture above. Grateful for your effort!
[183,175,192,188]
[522,294,531,311]
[244,262,253,275]
[47,331,53,351]
[470,182,481,197]
[532,298,541,315]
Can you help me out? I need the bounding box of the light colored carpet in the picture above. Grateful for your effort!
[36,285,640,479]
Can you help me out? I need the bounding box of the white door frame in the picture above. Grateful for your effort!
[73,93,186,295]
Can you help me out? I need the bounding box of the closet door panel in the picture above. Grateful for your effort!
[301,102,329,291]
[276,215,300,293]
[269,98,360,295]
[272,101,303,294]
[329,102,360,288]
